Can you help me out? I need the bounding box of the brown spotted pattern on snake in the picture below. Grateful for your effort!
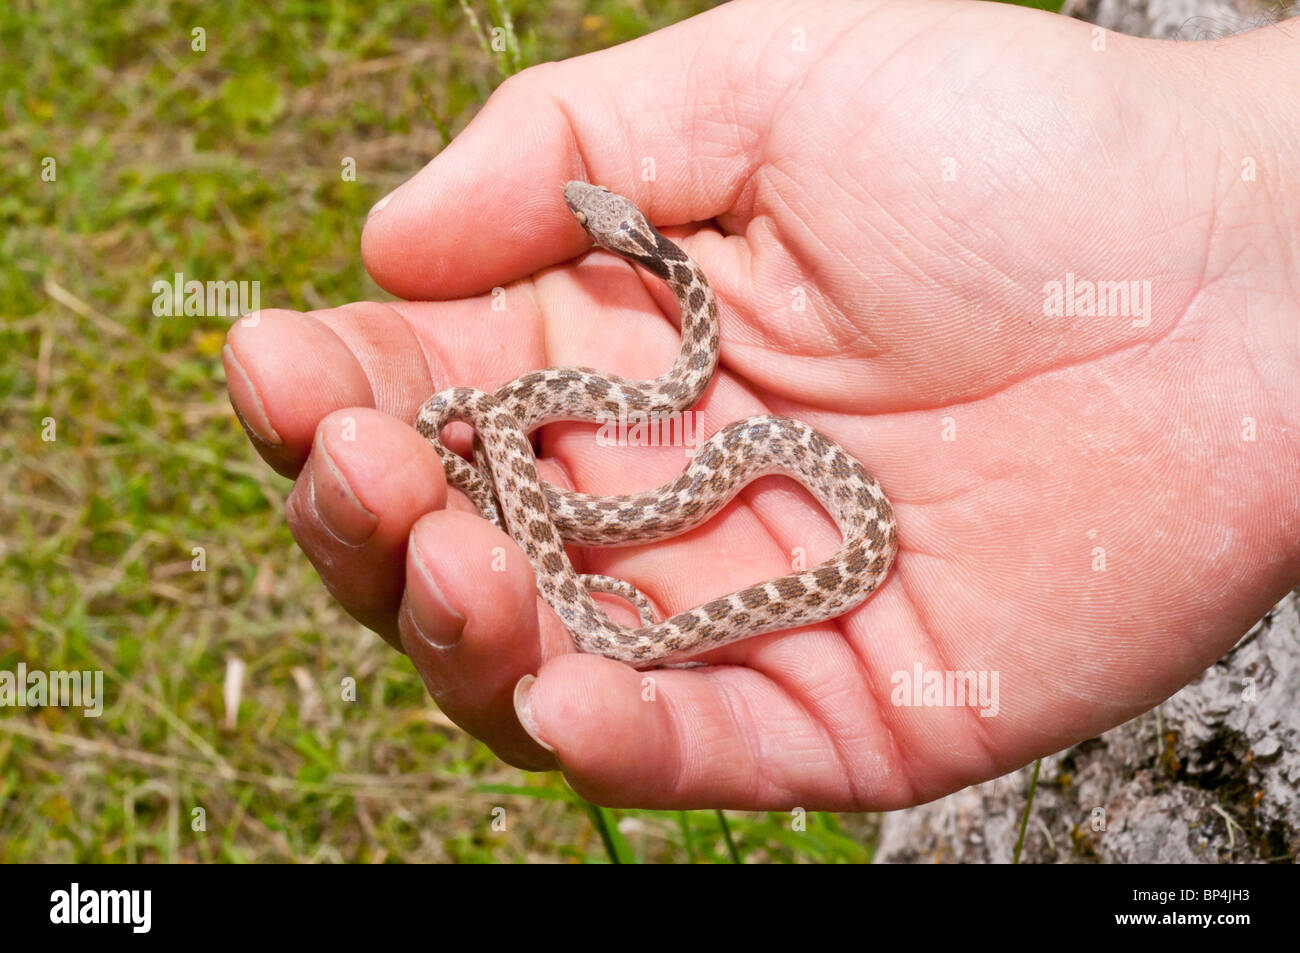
[414,182,897,667]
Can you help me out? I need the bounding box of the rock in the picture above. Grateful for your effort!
[875,591,1299,863]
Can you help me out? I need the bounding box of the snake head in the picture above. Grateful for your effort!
[563,181,662,263]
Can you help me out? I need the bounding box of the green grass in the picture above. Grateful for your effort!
[1,0,1054,863]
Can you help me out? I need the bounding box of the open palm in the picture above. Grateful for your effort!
[225,0,1299,809]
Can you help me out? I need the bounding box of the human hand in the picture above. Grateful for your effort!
[224,0,1300,809]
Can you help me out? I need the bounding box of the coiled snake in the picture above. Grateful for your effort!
[415,182,896,667]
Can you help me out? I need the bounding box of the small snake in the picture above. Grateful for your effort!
[415,182,896,666]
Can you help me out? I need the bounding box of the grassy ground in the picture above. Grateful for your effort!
[1,0,1046,863]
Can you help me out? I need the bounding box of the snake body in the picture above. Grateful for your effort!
[415,182,896,666]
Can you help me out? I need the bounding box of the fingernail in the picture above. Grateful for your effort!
[309,440,378,547]
[367,190,393,219]
[513,675,555,752]
[407,548,467,649]
[223,344,282,447]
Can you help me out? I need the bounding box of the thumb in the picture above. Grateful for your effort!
[360,0,801,300]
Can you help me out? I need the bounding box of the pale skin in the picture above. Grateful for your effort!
[224,0,1300,810]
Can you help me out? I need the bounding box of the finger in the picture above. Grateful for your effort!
[400,509,572,770]
[225,305,431,478]
[224,308,389,477]
[279,381,583,655]
[360,2,802,300]
[512,650,919,811]
[285,408,446,649]
[224,298,548,477]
